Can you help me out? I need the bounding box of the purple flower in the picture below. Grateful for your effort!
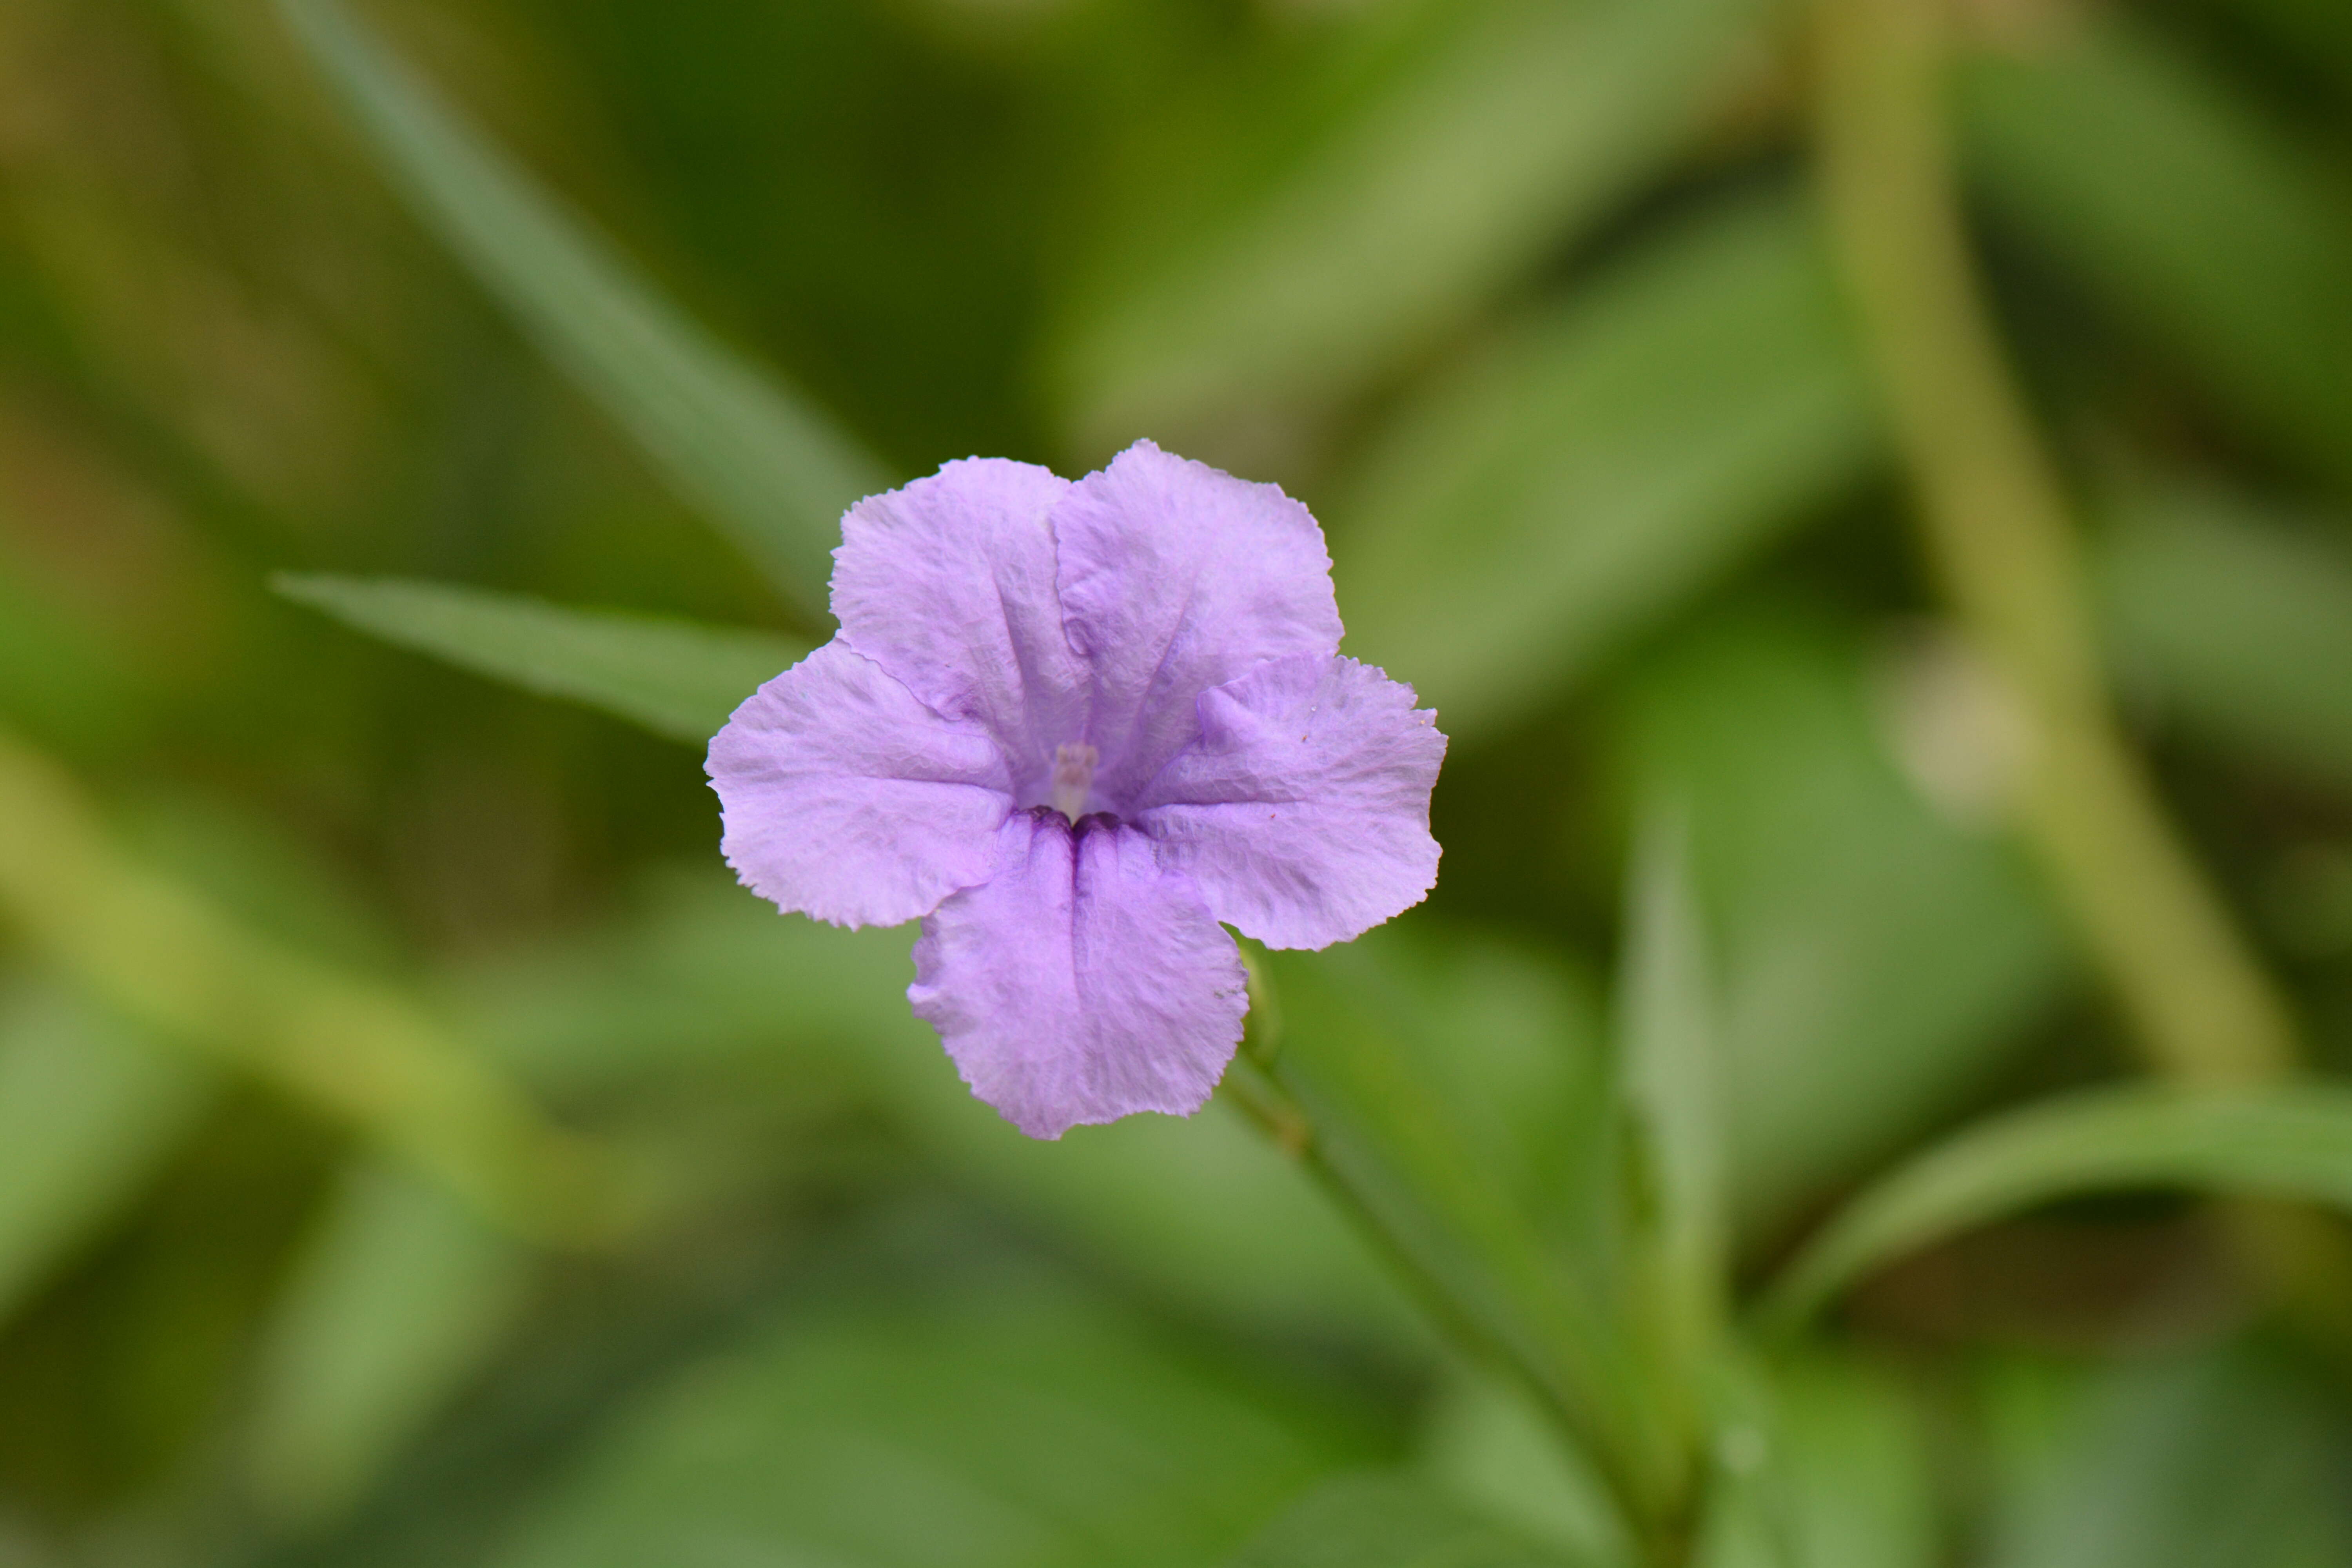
[707,442,1446,1138]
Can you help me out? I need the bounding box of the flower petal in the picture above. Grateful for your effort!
[1135,654,1446,949]
[709,639,1014,928]
[1054,442,1343,804]
[830,457,1087,797]
[909,811,1248,1139]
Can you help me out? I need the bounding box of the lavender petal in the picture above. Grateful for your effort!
[1136,653,1445,949]
[708,638,1015,928]
[1054,442,1343,804]
[830,457,1089,797]
[909,811,1249,1139]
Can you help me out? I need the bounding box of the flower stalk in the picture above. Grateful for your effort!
[1226,963,1697,1568]
[1808,0,2299,1088]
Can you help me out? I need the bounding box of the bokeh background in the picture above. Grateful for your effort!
[4,0,2352,1564]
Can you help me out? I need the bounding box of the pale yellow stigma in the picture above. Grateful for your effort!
[1049,742,1098,823]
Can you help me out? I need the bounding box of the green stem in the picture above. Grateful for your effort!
[1808,0,2299,1087]
[1225,959,1694,1566]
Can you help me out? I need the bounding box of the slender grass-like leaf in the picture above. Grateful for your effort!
[1761,1084,2352,1331]
[1615,810,1725,1421]
[278,0,889,615]
[0,987,212,1325]
[1051,0,1768,455]
[1336,193,1880,739]
[277,574,805,745]
[244,1160,533,1525]
[2098,484,2352,792]
[1617,614,2066,1241]
[1961,21,2352,495]
[1221,1471,1576,1568]
[1261,944,1682,1530]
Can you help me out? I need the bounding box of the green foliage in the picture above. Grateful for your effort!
[242,1160,533,1524]
[1693,1354,1936,1568]
[1979,1348,2352,1567]
[1258,941,1681,1524]
[276,574,805,744]
[2099,482,2352,793]
[1222,1470,1579,1568]
[1615,812,1726,1430]
[279,0,889,618]
[1616,614,2067,1239]
[5,0,2352,1562]
[1418,1372,1635,1566]
[485,1268,1386,1568]
[1962,20,2352,494]
[1764,1083,2352,1328]
[0,988,212,1323]
[1049,0,1771,456]
[1332,194,1879,737]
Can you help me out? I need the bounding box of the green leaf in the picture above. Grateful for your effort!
[243,1159,533,1525]
[1616,809,1726,1413]
[278,0,890,615]
[1616,611,2067,1241]
[0,986,213,1325]
[1960,21,2352,495]
[486,1269,1385,1568]
[1762,1083,2352,1330]
[1335,192,1880,739]
[277,574,805,744]
[1979,1346,2352,1568]
[1221,1472,1578,1568]
[2098,482,2352,793]
[1050,0,1770,455]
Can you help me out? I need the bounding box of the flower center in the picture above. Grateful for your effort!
[1048,742,1098,823]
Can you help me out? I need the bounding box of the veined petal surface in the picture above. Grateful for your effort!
[908,811,1249,1138]
[709,639,1014,928]
[1137,654,1445,949]
[1054,443,1343,804]
[830,457,1087,799]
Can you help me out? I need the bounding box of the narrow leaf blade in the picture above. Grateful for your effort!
[1617,809,1726,1408]
[278,574,805,744]
[1763,1084,2352,1329]
[279,0,890,613]
[1616,613,2067,1240]
[1263,941,1677,1522]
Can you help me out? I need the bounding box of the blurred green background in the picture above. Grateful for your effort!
[5,0,2352,1563]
